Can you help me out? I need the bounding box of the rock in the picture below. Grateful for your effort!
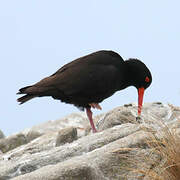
[12,130,152,180]
[97,106,137,130]
[21,113,88,137]
[0,133,27,153]
[0,103,179,179]
[97,102,179,131]
[0,123,142,178]
[0,130,5,139]
[55,127,77,146]
[0,175,11,180]
[25,130,42,143]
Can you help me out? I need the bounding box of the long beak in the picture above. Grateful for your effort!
[138,87,145,116]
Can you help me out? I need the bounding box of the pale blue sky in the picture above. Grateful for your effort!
[0,0,180,135]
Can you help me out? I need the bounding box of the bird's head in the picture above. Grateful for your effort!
[125,59,152,116]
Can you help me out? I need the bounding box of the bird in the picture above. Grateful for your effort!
[17,50,152,133]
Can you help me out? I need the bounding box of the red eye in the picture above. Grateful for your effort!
[145,76,150,82]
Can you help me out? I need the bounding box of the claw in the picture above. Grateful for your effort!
[89,103,102,110]
[89,103,95,109]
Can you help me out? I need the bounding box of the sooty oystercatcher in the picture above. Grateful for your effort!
[17,50,152,133]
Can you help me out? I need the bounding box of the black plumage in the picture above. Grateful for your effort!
[17,50,152,132]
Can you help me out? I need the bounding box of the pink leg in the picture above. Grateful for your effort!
[86,108,97,133]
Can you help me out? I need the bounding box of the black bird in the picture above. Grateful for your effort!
[17,50,152,133]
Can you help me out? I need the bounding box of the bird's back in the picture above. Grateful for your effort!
[17,50,125,108]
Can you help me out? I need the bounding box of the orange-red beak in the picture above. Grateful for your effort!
[138,87,145,116]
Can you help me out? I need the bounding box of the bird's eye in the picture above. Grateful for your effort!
[145,76,150,83]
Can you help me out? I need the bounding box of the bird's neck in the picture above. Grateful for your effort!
[120,61,138,89]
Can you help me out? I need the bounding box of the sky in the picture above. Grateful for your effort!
[0,0,180,136]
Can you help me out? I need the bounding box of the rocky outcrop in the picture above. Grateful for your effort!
[55,127,77,146]
[0,102,180,180]
[0,130,5,139]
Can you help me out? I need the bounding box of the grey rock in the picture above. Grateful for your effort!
[12,130,151,180]
[21,113,88,137]
[0,175,11,180]
[0,133,27,153]
[0,123,142,178]
[25,130,42,143]
[0,130,5,139]
[97,106,137,130]
[13,162,102,180]
[0,103,179,179]
[97,102,180,131]
[55,127,77,146]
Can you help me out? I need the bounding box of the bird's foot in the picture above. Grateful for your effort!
[136,116,142,123]
[89,103,102,110]
[92,128,97,133]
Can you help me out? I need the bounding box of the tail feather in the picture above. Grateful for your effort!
[17,85,33,94]
[17,94,37,104]
[17,85,37,104]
